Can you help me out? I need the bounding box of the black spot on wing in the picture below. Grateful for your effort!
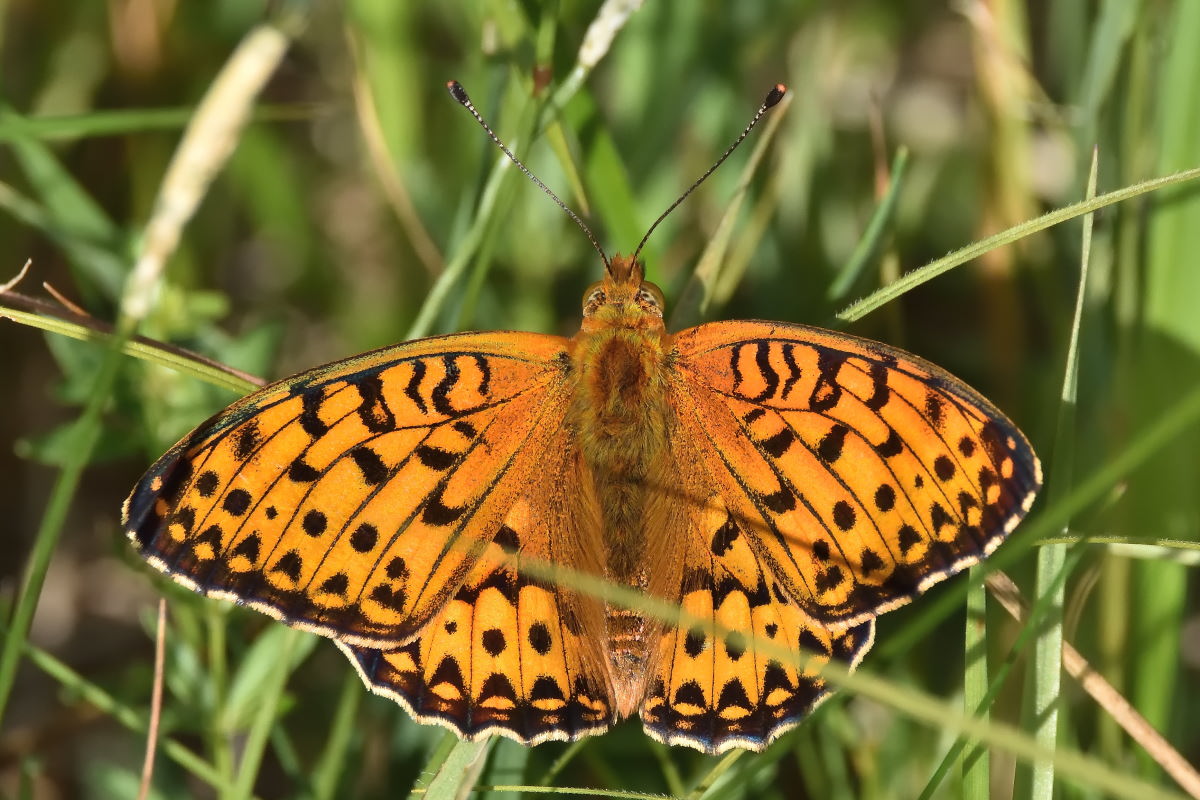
[875,428,904,458]
[231,533,261,564]
[815,565,845,593]
[865,361,890,411]
[710,515,740,556]
[431,356,461,415]
[874,484,896,511]
[223,488,251,516]
[233,422,262,461]
[762,484,796,513]
[743,407,766,424]
[934,455,956,482]
[761,427,796,458]
[354,374,396,433]
[925,390,946,429]
[299,389,329,437]
[472,354,491,397]
[528,622,552,655]
[272,550,303,582]
[810,350,846,412]
[930,502,953,532]
[481,628,507,656]
[350,523,378,552]
[404,360,428,414]
[302,509,327,537]
[415,444,458,471]
[196,471,219,498]
[832,501,856,531]
[493,524,520,553]
[812,540,831,561]
[350,446,388,485]
[288,458,320,483]
[780,343,802,400]
[860,548,885,576]
[684,628,707,658]
[320,572,349,596]
[818,423,848,464]
[530,675,565,702]
[422,485,467,526]
[730,345,745,396]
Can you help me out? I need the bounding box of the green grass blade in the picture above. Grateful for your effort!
[415,738,491,800]
[230,629,302,800]
[1024,145,1100,800]
[838,166,1200,323]
[1,622,237,795]
[306,673,364,800]
[826,146,910,302]
[960,565,990,799]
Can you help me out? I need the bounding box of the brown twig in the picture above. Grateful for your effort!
[987,571,1200,799]
[137,599,167,800]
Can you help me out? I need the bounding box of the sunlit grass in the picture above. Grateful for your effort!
[2,2,1199,798]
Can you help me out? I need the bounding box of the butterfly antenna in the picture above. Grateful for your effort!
[632,84,787,264]
[447,80,610,273]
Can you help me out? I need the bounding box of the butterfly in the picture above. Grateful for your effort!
[123,83,1040,755]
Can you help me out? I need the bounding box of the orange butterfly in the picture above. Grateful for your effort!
[124,83,1040,754]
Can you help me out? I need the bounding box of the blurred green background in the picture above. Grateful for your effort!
[2,1,1199,798]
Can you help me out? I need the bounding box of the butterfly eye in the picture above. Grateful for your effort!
[582,281,606,310]
[638,282,665,314]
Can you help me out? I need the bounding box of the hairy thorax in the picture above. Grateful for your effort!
[570,315,671,577]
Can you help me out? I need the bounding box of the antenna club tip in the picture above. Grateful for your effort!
[765,84,787,107]
[446,80,469,104]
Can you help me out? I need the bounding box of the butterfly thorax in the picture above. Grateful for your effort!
[568,256,675,698]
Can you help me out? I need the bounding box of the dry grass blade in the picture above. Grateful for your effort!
[986,572,1200,798]
[136,599,167,800]
[346,28,444,278]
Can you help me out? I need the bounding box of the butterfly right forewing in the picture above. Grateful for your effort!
[669,320,1041,629]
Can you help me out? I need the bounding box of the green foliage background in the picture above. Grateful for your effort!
[1,1,1199,798]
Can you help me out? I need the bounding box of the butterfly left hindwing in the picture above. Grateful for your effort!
[340,422,618,745]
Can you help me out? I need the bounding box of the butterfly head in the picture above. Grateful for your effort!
[580,254,666,334]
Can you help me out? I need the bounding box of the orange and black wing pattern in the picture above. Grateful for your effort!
[124,331,573,650]
[342,493,615,744]
[339,420,617,745]
[639,486,873,754]
[669,321,1040,628]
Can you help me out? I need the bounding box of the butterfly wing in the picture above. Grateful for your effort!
[639,486,874,753]
[341,428,616,744]
[124,331,576,649]
[668,321,1041,628]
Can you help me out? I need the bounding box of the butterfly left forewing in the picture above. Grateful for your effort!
[124,331,575,648]
[669,321,1040,628]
